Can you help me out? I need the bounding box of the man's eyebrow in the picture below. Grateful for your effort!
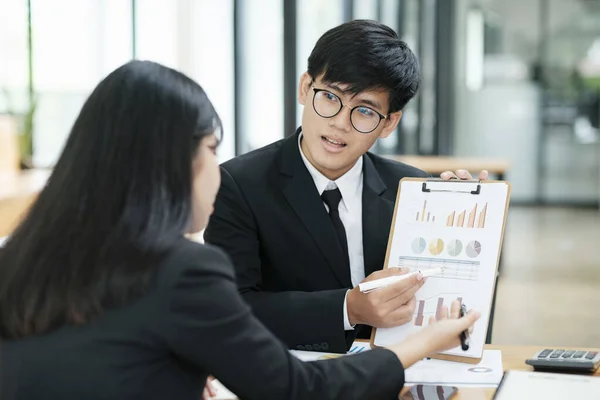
[323,82,383,110]
[324,82,350,94]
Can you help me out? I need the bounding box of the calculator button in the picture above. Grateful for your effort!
[538,349,553,358]
[562,350,575,358]
[585,352,598,360]
[550,350,565,358]
[573,351,586,359]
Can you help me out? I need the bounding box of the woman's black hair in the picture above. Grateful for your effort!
[0,60,221,339]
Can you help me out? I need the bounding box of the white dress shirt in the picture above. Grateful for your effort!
[298,134,365,330]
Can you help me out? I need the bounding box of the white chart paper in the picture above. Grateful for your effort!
[405,349,503,387]
[373,180,510,359]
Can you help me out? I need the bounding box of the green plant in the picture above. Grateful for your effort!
[0,0,35,169]
[0,87,36,169]
[19,96,36,168]
[21,0,35,168]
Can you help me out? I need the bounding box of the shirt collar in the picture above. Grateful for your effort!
[298,133,363,212]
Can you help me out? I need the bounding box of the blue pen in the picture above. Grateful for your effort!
[460,303,470,351]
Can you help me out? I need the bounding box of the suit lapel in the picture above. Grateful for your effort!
[362,155,395,277]
[280,130,352,287]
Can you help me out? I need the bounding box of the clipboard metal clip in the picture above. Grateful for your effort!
[422,178,481,195]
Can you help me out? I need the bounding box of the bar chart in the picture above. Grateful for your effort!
[414,295,464,326]
[415,200,436,223]
[446,203,488,228]
[413,200,488,229]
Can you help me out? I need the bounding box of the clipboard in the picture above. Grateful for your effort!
[370,177,512,364]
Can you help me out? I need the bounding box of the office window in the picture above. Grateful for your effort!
[296,0,344,126]
[31,0,132,167]
[373,0,404,154]
[398,0,422,155]
[417,0,437,154]
[0,0,28,107]
[380,0,400,29]
[135,0,178,68]
[186,0,235,162]
[134,0,235,162]
[237,0,284,153]
[33,0,130,93]
[353,0,378,20]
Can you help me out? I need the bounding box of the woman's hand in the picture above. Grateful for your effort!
[202,376,217,400]
[419,300,479,353]
[389,300,480,368]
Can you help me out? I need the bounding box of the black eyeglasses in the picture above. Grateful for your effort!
[312,88,387,134]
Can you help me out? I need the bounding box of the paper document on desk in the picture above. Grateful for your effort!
[290,341,371,362]
[494,370,600,399]
[405,349,503,387]
[211,380,238,400]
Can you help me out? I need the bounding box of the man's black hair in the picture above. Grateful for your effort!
[307,19,420,113]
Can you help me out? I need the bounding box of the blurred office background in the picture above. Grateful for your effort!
[1,0,599,346]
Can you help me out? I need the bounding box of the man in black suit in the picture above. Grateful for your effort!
[204,20,486,354]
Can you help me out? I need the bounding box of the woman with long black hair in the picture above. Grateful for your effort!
[0,60,479,400]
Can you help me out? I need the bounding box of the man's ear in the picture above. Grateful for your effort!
[379,110,402,138]
[298,72,312,106]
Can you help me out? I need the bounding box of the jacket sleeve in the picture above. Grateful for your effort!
[161,244,406,400]
[204,167,351,353]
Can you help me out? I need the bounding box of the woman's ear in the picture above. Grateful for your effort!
[297,72,312,106]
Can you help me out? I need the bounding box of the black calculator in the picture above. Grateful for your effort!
[525,349,600,373]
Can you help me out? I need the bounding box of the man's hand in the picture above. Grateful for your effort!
[440,169,488,181]
[346,268,425,328]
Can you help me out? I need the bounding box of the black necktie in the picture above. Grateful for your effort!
[321,188,350,270]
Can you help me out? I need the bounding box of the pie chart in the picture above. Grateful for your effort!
[466,240,482,258]
[429,239,444,256]
[412,237,427,254]
[447,239,463,256]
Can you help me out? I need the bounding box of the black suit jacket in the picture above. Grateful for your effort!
[0,240,406,400]
[204,129,428,353]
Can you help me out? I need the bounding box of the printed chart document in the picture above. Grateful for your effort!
[494,370,600,400]
[211,342,502,399]
[290,341,371,361]
[211,380,238,400]
[372,179,511,361]
[405,350,503,387]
